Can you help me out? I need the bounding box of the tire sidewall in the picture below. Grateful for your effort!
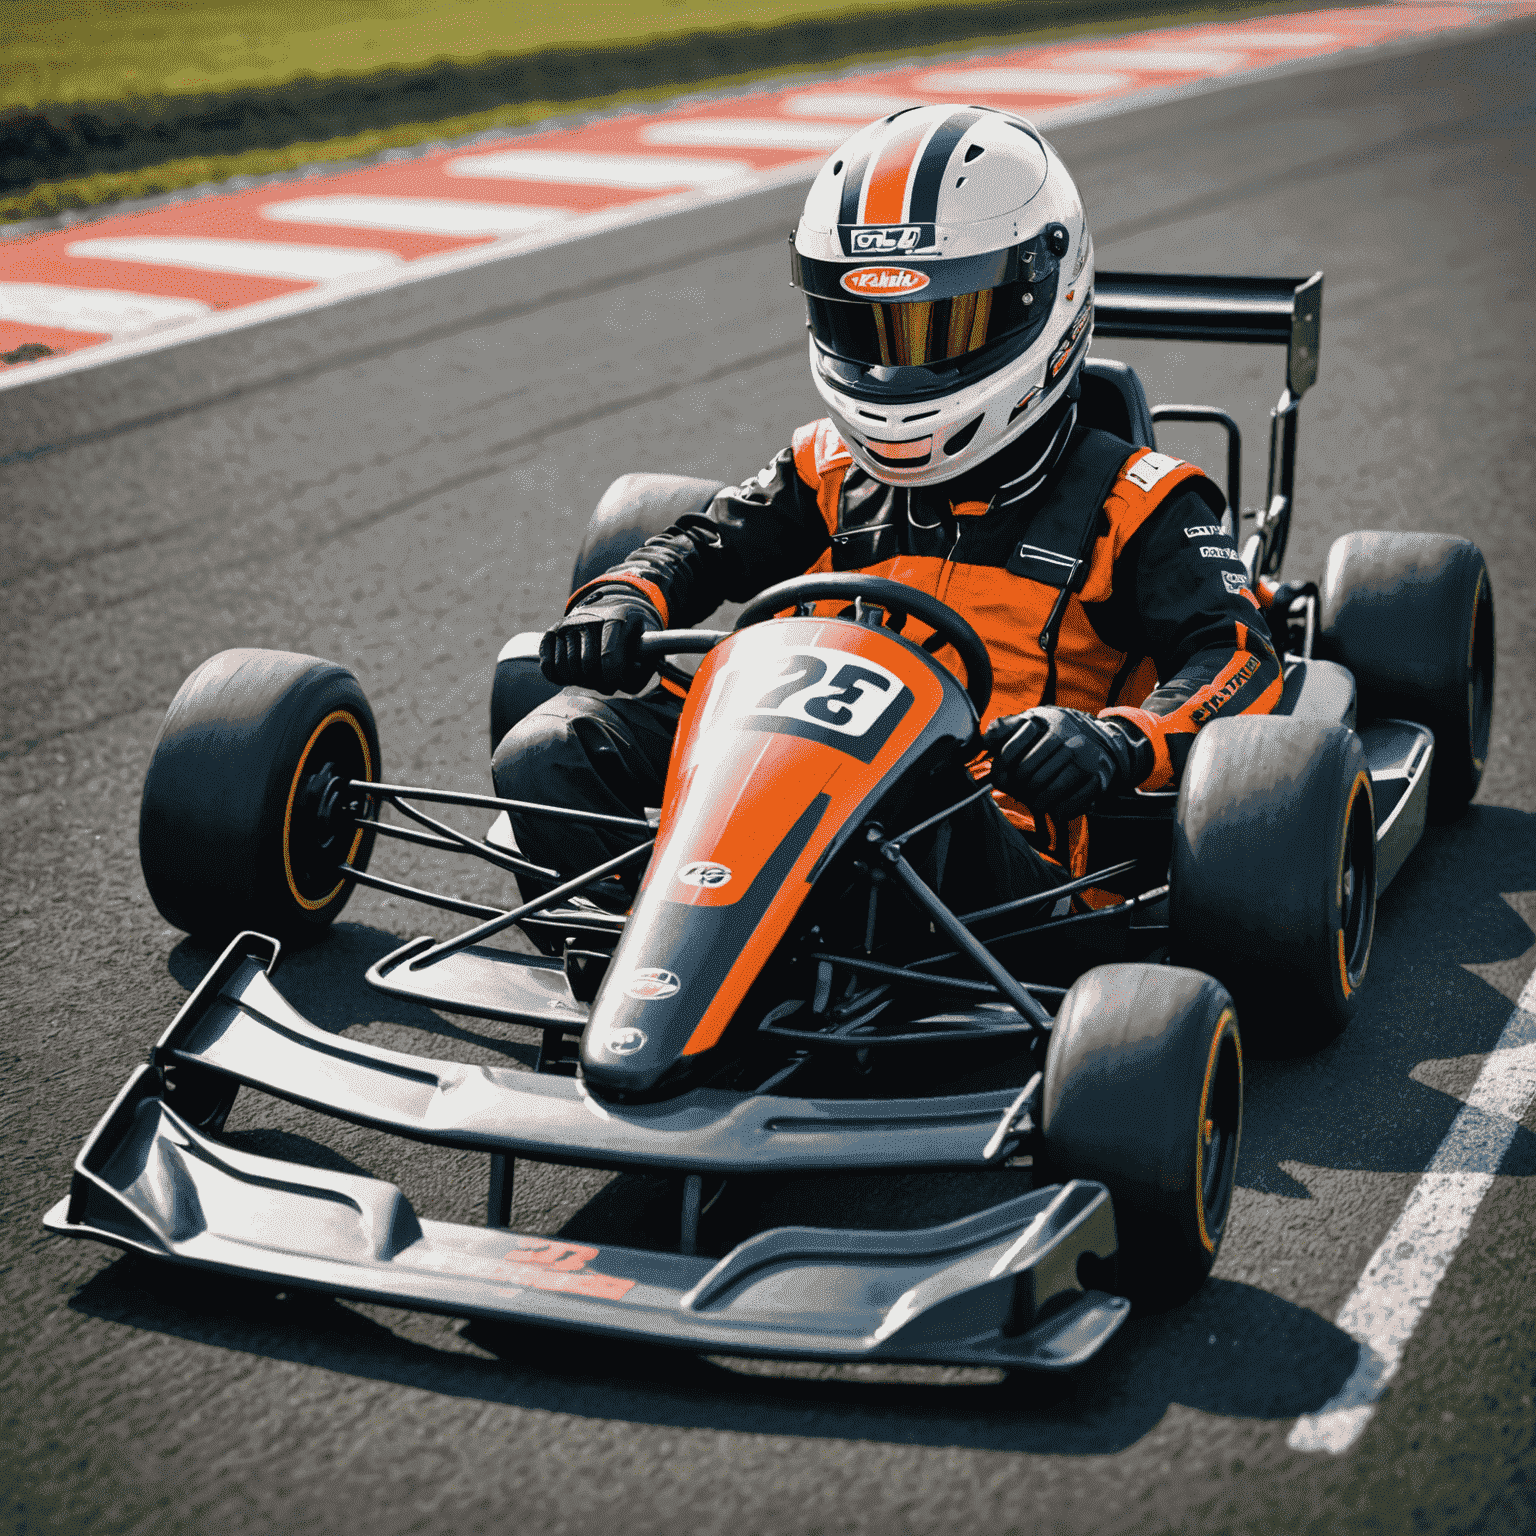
[140,649,379,941]
[1171,717,1375,1050]
[1041,964,1242,1308]
[1320,531,1493,816]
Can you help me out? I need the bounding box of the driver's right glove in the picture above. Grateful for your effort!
[539,587,662,695]
[983,705,1153,819]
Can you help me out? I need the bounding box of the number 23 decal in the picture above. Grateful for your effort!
[758,653,893,730]
[719,646,908,741]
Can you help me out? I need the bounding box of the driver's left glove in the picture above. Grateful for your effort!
[984,706,1154,820]
[539,587,662,695]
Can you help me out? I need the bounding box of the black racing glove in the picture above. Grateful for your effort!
[539,587,662,695]
[984,706,1153,820]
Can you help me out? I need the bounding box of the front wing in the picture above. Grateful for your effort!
[44,937,1131,1370]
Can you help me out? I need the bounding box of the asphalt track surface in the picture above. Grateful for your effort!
[3,21,1535,1536]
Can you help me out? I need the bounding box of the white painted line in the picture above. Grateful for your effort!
[914,67,1132,95]
[639,118,850,149]
[260,195,568,236]
[1289,967,1536,1456]
[781,92,922,119]
[444,149,750,187]
[0,281,210,336]
[1049,47,1249,71]
[66,236,403,280]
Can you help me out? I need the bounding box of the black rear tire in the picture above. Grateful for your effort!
[569,472,725,595]
[1041,964,1242,1311]
[1171,716,1375,1054]
[1319,531,1494,820]
[139,649,380,943]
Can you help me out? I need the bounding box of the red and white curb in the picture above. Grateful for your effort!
[2,0,1532,390]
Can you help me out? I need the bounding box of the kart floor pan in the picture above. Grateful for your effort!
[44,1067,1128,1371]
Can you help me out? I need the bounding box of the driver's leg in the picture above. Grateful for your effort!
[492,688,684,888]
[934,793,1071,912]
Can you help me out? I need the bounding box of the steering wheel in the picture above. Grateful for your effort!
[732,573,992,715]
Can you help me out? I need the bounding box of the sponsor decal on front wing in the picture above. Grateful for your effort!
[840,265,931,296]
[623,968,681,1001]
[492,1238,636,1301]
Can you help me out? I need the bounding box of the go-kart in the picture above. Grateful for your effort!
[46,270,1494,1372]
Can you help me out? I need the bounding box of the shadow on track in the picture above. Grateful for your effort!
[1238,803,1536,1197]
[65,1255,1357,1457]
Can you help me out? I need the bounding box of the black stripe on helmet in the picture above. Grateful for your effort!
[905,109,983,225]
[838,143,875,227]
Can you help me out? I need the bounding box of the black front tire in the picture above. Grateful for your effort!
[1041,964,1242,1312]
[140,649,380,943]
[1319,531,1494,820]
[1171,716,1376,1054]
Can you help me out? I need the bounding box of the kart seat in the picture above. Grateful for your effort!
[1079,359,1156,449]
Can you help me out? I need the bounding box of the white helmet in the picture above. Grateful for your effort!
[791,104,1094,486]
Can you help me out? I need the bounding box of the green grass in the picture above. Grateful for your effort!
[2,0,1317,226]
[0,84,702,224]
[11,0,1088,110]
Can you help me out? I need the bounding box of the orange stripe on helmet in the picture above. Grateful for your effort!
[861,114,933,225]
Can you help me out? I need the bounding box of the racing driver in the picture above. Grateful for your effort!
[497,104,1283,909]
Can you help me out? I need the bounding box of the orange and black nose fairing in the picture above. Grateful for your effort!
[578,615,977,1095]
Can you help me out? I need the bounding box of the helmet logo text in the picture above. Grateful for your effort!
[841,266,931,297]
[839,224,935,256]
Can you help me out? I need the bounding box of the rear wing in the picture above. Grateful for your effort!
[1094,271,1324,579]
[1095,271,1323,397]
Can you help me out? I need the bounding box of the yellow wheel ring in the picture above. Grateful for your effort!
[282,709,372,912]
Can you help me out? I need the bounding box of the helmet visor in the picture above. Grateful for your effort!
[805,270,1054,370]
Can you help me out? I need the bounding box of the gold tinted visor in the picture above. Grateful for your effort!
[871,289,994,367]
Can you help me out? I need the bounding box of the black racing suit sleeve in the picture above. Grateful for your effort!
[1093,485,1283,787]
[574,448,832,628]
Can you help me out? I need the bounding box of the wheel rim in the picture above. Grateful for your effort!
[1196,1011,1242,1253]
[283,711,372,910]
[1337,772,1376,995]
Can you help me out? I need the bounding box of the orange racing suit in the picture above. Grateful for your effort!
[564,416,1283,874]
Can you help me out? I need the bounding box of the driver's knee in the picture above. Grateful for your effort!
[491,689,601,806]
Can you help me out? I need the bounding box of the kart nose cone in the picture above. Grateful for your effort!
[580,1022,673,1094]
